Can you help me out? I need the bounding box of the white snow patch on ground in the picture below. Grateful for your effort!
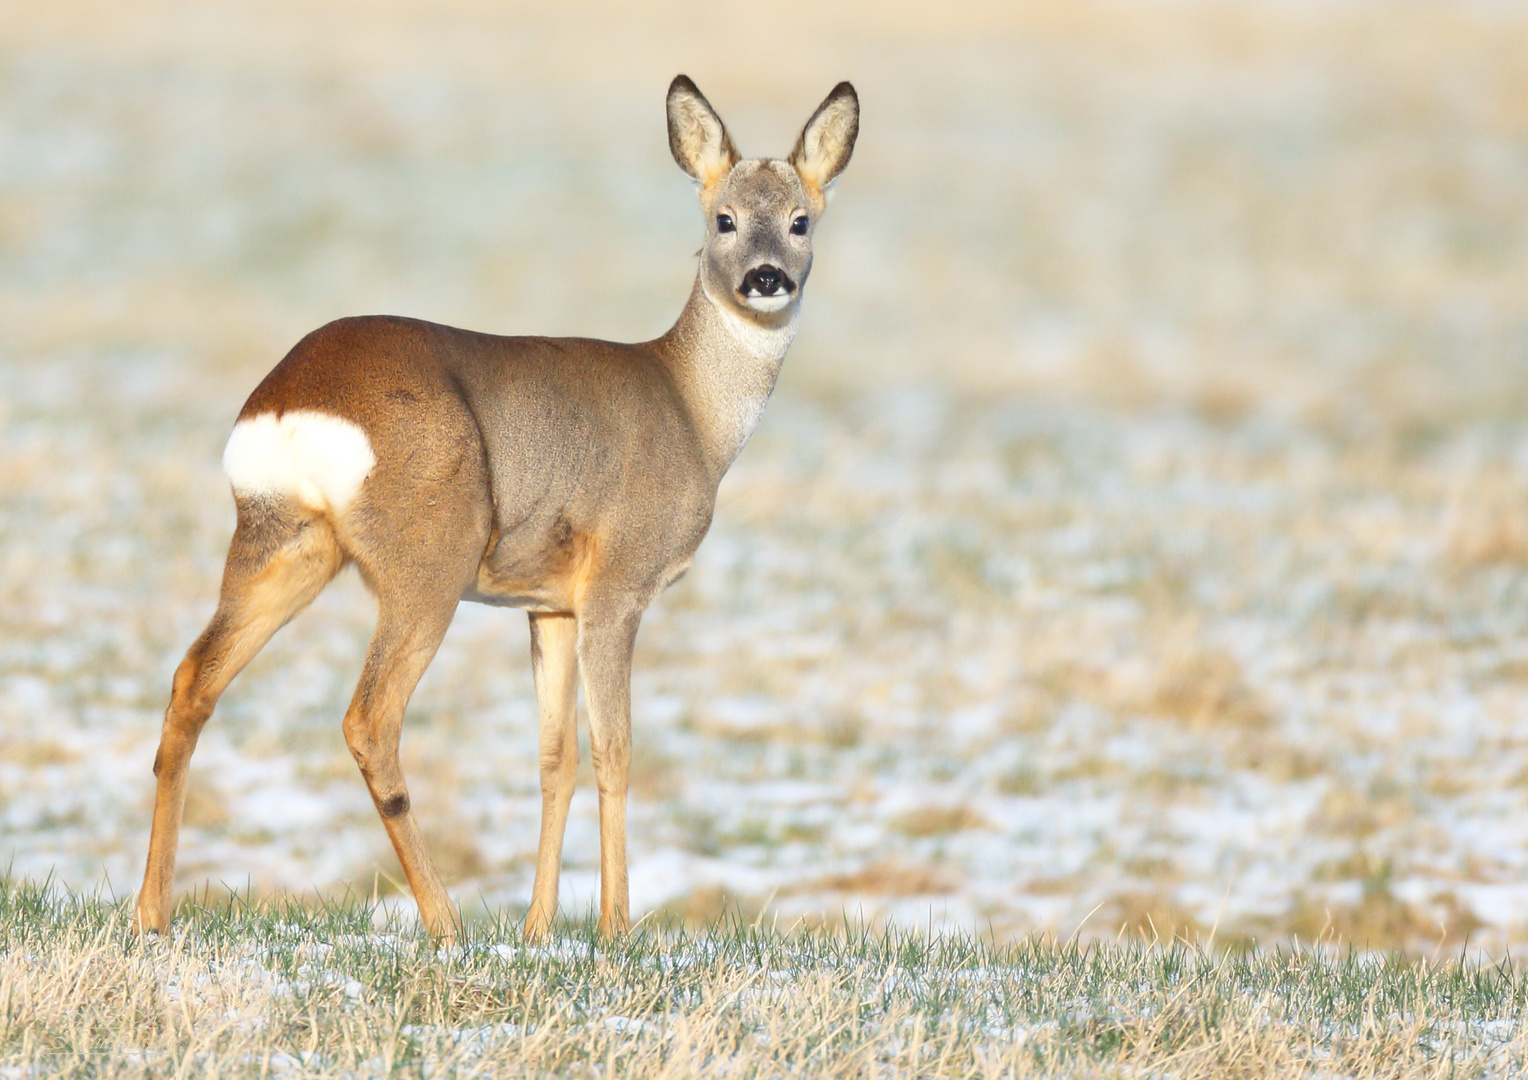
[4,7,1528,953]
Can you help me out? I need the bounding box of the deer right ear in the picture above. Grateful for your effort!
[667,75,739,189]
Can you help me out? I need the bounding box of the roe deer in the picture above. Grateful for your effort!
[135,75,859,941]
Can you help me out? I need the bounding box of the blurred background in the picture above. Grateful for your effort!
[2,0,1528,952]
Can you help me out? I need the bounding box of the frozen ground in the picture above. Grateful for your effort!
[2,0,1528,953]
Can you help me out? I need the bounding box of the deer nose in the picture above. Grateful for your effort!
[742,265,790,296]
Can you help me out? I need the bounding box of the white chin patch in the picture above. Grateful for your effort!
[745,293,793,313]
[223,410,376,513]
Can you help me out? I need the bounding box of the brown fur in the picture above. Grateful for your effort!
[135,76,859,942]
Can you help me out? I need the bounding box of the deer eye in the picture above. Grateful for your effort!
[716,213,735,233]
[790,215,809,236]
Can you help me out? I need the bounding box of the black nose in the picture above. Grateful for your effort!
[742,265,789,296]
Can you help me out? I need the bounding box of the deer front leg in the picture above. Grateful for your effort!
[524,611,579,942]
[576,606,641,938]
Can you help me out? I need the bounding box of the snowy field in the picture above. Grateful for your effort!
[3,0,1528,953]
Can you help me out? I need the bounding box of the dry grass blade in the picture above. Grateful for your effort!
[0,882,1522,1076]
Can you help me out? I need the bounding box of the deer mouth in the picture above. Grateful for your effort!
[744,292,794,313]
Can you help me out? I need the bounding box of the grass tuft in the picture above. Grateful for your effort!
[0,878,1525,1076]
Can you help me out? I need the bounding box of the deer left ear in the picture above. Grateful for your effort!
[789,82,859,203]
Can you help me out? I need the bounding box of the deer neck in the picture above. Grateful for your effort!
[659,273,797,481]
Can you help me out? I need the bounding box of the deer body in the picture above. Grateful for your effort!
[136,76,858,940]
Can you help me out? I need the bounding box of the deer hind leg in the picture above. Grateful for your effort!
[524,611,579,942]
[576,605,642,938]
[137,500,342,934]
[341,583,472,942]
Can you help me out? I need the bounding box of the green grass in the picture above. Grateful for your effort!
[0,879,1526,1077]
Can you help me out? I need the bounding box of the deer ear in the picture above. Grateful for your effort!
[789,82,858,201]
[667,75,740,188]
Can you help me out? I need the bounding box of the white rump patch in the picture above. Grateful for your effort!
[223,410,376,513]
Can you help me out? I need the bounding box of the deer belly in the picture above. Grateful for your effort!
[466,517,600,613]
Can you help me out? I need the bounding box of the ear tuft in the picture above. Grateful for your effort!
[789,81,859,201]
[667,75,740,188]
